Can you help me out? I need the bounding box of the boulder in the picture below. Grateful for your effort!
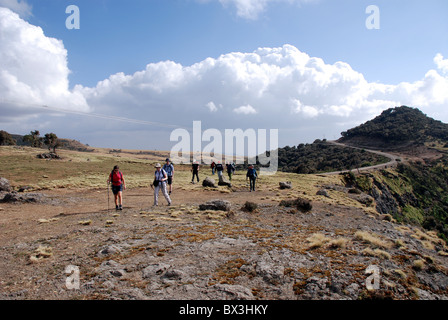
[218,175,232,187]
[0,177,11,192]
[202,177,217,188]
[316,189,330,198]
[199,199,231,211]
[1,192,45,203]
[279,181,292,189]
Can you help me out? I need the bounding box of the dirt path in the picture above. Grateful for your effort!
[323,141,403,175]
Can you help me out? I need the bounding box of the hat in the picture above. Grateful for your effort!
[155,163,161,168]
[166,158,170,162]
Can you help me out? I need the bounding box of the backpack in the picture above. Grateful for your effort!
[163,164,174,176]
[110,170,123,185]
[247,168,256,178]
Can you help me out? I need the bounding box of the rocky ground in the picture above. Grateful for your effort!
[1,174,448,302]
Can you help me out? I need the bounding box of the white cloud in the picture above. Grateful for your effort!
[434,53,448,74]
[0,0,31,18]
[202,0,317,20]
[0,7,89,122]
[233,104,257,114]
[2,8,448,150]
[206,101,223,112]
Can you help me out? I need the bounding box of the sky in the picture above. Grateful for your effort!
[1,0,448,155]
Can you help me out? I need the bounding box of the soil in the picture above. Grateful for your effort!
[1,178,448,301]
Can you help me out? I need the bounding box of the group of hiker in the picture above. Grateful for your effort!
[210,161,236,181]
[107,158,258,210]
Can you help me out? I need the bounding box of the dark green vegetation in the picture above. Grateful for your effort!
[344,157,448,243]
[339,106,448,148]
[275,140,390,174]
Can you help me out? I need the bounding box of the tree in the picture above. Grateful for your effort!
[0,130,16,146]
[44,133,60,153]
[23,130,43,148]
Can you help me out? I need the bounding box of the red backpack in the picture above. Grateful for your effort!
[110,170,123,186]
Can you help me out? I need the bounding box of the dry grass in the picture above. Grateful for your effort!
[306,233,349,250]
[412,259,425,271]
[29,245,53,263]
[362,247,391,260]
[354,231,392,249]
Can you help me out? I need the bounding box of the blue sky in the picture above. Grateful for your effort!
[27,0,448,87]
[1,0,448,152]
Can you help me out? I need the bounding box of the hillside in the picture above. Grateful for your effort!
[1,146,448,302]
[274,140,390,174]
[338,106,448,151]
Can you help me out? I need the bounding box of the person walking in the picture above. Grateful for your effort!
[226,162,234,181]
[246,164,258,192]
[152,163,171,206]
[216,161,224,179]
[162,158,174,195]
[211,161,216,175]
[107,165,126,210]
[191,160,200,183]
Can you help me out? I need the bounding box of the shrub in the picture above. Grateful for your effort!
[242,201,258,212]
[280,197,312,212]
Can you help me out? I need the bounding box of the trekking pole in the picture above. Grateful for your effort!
[107,182,110,213]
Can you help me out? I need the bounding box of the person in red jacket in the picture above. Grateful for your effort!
[107,165,126,210]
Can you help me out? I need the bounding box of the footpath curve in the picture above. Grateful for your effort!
[321,141,403,175]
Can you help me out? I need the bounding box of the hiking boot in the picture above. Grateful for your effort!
[119,205,123,210]
[116,205,119,210]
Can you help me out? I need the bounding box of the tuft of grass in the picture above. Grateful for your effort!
[328,237,349,249]
[362,248,391,260]
[307,233,329,249]
[355,231,392,248]
[29,245,53,263]
[412,259,425,271]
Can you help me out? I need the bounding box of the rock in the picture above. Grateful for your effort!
[18,186,32,193]
[142,263,171,279]
[199,199,231,211]
[279,181,292,189]
[37,153,61,159]
[97,245,122,257]
[202,177,217,188]
[218,175,232,187]
[0,178,11,192]
[316,189,330,198]
[256,260,285,285]
[162,269,184,280]
[209,284,254,300]
[1,192,45,203]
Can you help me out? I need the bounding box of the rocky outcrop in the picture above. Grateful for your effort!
[199,199,231,211]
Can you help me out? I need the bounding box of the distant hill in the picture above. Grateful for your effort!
[274,140,390,174]
[9,133,94,152]
[338,106,448,150]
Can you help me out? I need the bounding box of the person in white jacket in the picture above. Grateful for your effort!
[152,163,171,206]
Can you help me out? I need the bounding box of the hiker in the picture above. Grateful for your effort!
[107,165,126,210]
[211,161,216,175]
[226,162,234,181]
[216,161,224,179]
[191,160,200,183]
[246,164,258,192]
[163,158,174,195]
[152,163,171,206]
